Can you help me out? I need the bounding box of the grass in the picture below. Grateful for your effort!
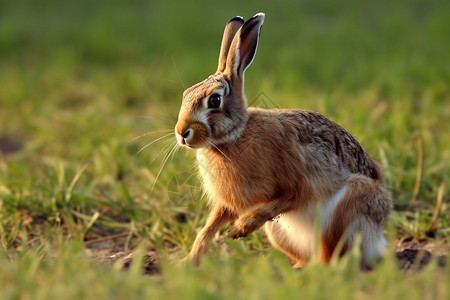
[0,0,449,299]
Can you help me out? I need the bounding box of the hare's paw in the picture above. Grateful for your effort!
[177,255,190,266]
[179,250,202,267]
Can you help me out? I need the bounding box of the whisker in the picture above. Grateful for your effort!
[135,133,173,155]
[207,138,232,162]
[127,129,173,143]
[170,143,181,162]
[172,56,186,90]
[151,138,176,164]
[150,140,180,194]
[136,115,177,125]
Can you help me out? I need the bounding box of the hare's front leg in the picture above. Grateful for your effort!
[227,197,297,239]
[186,205,237,265]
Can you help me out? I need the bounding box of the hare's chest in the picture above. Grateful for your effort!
[196,150,272,211]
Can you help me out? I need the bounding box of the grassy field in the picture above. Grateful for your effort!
[0,0,449,299]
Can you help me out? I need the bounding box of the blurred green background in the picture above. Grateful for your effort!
[0,0,449,299]
[1,0,448,202]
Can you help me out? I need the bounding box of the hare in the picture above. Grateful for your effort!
[175,13,391,268]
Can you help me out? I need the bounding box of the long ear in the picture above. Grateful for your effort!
[226,13,265,77]
[216,16,244,73]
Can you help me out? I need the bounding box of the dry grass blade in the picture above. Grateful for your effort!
[411,137,424,203]
[427,181,445,236]
[84,231,132,246]
[65,163,89,202]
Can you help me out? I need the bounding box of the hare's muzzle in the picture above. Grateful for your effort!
[175,120,191,146]
[175,120,209,149]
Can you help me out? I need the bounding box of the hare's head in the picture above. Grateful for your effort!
[175,13,265,148]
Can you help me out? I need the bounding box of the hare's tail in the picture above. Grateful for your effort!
[369,158,385,183]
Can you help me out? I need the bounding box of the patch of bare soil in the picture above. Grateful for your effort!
[84,233,160,275]
[84,234,448,275]
[395,237,448,271]
[0,134,24,155]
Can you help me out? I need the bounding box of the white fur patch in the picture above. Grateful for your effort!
[194,109,209,127]
[272,205,316,258]
[266,184,388,264]
[353,219,388,261]
[320,185,348,231]
[266,185,348,259]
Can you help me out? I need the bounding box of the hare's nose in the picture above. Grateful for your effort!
[182,129,192,139]
[181,128,193,142]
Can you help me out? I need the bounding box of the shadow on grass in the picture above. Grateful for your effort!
[85,233,448,275]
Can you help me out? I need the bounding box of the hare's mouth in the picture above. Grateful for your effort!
[181,140,199,149]
[176,134,215,150]
[180,138,211,149]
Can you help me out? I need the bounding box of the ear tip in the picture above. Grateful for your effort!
[255,12,265,18]
[229,13,265,25]
[228,16,244,24]
[243,13,265,27]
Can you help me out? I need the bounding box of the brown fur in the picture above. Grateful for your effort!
[174,13,392,268]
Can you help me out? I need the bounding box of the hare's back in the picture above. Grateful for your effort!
[250,108,380,180]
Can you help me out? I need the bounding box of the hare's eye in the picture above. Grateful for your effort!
[207,94,221,109]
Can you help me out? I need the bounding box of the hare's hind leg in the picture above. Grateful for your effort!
[265,221,310,268]
[264,208,316,268]
[320,174,391,267]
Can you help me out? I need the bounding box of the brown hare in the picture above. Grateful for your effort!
[175,13,391,269]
